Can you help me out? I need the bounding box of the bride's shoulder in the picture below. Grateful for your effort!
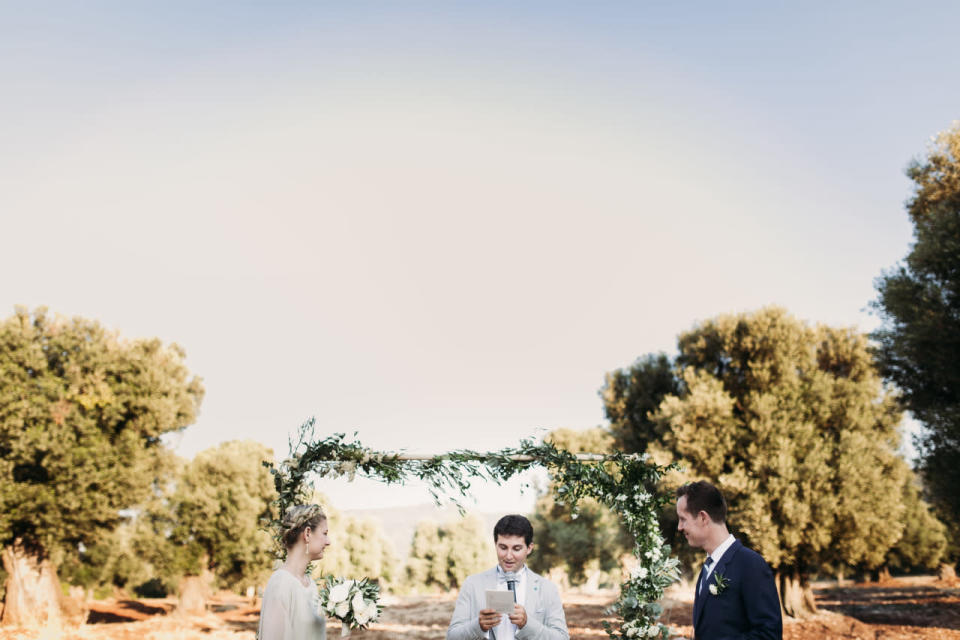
[265,569,304,591]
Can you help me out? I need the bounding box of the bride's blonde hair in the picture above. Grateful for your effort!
[281,504,327,550]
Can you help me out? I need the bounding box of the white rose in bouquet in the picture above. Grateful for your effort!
[351,592,365,613]
[329,583,351,604]
[356,601,377,626]
[319,575,383,633]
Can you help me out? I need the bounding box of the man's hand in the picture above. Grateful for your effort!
[508,604,527,629]
[478,608,502,632]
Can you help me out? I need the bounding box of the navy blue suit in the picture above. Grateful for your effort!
[693,540,782,640]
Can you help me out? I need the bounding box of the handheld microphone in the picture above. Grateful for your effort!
[504,571,518,602]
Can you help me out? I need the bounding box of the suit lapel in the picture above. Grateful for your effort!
[693,540,742,629]
[710,540,739,592]
[693,568,706,628]
[485,566,500,612]
[524,569,540,611]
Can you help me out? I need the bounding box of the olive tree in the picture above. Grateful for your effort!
[0,307,203,625]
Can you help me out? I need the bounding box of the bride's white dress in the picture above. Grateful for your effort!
[258,569,327,640]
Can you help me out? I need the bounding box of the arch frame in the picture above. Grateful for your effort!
[264,419,680,639]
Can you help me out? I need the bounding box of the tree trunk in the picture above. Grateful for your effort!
[1,541,63,627]
[937,563,957,582]
[834,566,846,586]
[175,555,214,616]
[777,569,817,619]
[176,575,210,616]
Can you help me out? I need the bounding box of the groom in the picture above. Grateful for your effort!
[447,514,568,640]
[677,481,782,640]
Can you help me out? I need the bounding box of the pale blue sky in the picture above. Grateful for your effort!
[2,2,957,512]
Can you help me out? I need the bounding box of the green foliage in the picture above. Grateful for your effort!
[312,496,398,586]
[604,355,679,455]
[531,494,628,586]
[546,427,616,454]
[130,474,207,592]
[885,474,947,572]
[133,578,168,598]
[59,442,278,595]
[604,307,912,578]
[269,424,678,638]
[172,440,277,591]
[443,514,490,588]
[405,520,449,590]
[57,541,112,590]
[106,442,279,594]
[531,428,631,586]
[873,123,960,527]
[58,523,151,591]
[0,307,203,562]
[404,515,489,591]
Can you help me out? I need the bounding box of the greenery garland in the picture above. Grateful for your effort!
[263,418,680,640]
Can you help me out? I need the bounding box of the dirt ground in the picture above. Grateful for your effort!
[1,575,958,639]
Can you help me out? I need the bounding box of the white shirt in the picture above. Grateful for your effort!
[700,534,736,593]
[493,565,527,640]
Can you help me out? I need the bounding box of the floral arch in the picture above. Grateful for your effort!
[263,420,680,640]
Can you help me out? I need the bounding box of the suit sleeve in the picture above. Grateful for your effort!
[516,580,569,640]
[737,553,782,640]
[447,576,487,640]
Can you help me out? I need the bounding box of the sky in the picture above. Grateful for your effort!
[2,2,958,513]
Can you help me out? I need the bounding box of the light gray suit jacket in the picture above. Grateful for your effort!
[446,567,569,640]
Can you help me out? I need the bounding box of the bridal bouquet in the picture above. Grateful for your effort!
[319,577,382,635]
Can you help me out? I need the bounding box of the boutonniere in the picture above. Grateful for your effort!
[708,571,729,596]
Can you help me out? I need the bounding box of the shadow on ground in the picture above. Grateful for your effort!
[87,599,171,624]
[815,582,960,630]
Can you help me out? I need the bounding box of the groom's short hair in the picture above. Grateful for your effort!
[494,514,534,545]
[676,481,727,524]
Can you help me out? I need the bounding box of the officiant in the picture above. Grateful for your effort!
[447,514,569,640]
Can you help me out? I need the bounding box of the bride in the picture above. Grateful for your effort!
[258,504,331,640]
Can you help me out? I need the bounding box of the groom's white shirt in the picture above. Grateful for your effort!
[446,565,568,640]
[493,565,527,640]
[700,533,736,592]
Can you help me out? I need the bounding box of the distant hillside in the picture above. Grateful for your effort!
[343,504,506,559]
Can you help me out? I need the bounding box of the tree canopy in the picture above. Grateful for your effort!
[404,515,488,591]
[603,307,917,616]
[312,495,398,587]
[873,122,960,529]
[0,307,203,624]
[531,428,630,587]
[171,440,277,591]
[0,306,203,556]
[884,475,947,573]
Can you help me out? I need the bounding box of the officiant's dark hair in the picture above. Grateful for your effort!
[494,514,534,546]
[676,481,727,524]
